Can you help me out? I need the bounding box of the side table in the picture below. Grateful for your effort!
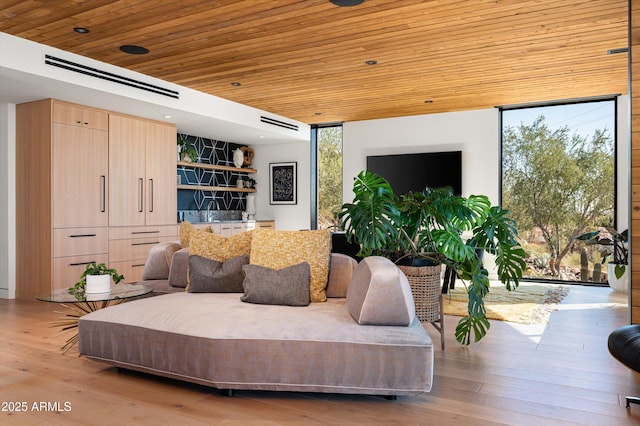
[36,284,153,353]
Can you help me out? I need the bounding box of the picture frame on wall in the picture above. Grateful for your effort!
[269,162,297,205]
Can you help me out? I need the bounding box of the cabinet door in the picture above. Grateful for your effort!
[145,121,177,226]
[109,115,146,226]
[52,124,109,228]
[53,102,108,130]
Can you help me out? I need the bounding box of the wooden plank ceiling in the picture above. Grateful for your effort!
[0,0,629,124]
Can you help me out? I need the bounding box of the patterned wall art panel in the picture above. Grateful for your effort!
[177,134,251,211]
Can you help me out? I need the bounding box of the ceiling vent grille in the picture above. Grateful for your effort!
[44,54,179,99]
[260,115,299,131]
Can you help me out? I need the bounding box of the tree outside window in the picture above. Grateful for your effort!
[317,126,343,229]
[501,100,615,283]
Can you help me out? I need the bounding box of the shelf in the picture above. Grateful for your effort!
[177,161,257,174]
[177,185,257,192]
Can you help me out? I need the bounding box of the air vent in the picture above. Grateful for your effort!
[260,115,299,131]
[44,54,179,99]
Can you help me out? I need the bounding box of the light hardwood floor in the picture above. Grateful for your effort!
[1,285,638,425]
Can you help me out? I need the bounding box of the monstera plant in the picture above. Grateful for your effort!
[339,170,526,345]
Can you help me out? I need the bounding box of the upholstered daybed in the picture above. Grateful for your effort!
[78,228,434,397]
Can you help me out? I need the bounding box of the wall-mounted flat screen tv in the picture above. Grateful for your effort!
[366,150,462,195]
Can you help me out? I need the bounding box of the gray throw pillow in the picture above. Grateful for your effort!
[241,262,311,306]
[188,254,249,293]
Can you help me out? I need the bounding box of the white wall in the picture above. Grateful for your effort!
[0,103,16,298]
[253,141,312,231]
[343,108,500,203]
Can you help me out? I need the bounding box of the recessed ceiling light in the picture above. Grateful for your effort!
[365,60,377,65]
[231,82,242,86]
[73,27,89,34]
[119,45,149,55]
[163,114,172,119]
[330,0,365,6]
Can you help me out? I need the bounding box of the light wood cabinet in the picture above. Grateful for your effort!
[108,225,178,283]
[16,99,110,298]
[109,114,176,227]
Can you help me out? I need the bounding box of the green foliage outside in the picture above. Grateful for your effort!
[318,126,343,229]
[502,115,614,280]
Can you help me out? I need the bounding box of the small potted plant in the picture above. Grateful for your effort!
[178,135,198,162]
[70,262,125,294]
[575,228,628,292]
[245,177,256,189]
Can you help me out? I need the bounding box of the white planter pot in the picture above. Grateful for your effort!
[607,263,629,293]
[85,274,111,294]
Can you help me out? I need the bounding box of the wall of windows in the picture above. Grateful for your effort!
[501,99,617,284]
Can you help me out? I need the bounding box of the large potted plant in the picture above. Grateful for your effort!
[339,170,526,345]
[575,228,628,292]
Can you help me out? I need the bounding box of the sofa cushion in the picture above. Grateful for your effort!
[168,248,190,288]
[190,229,253,262]
[142,241,181,280]
[249,229,331,303]
[188,254,249,293]
[241,262,310,306]
[179,221,212,248]
[326,253,358,298]
[347,256,416,326]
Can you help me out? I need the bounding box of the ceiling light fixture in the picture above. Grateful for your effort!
[231,82,242,86]
[119,45,149,55]
[163,114,172,119]
[73,27,89,34]
[330,0,365,6]
[365,60,377,65]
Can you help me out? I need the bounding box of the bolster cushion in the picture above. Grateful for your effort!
[168,248,190,288]
[142,241,181,280]
[346,256,416,326]
[326,253,358,298]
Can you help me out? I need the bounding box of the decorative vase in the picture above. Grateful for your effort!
[608,262,629,293]
[237,178,244,188]
[85,274,111,294]
[233,148,244,168]
[246,194,256,220]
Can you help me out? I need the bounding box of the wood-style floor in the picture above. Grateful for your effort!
[1,285,638,425]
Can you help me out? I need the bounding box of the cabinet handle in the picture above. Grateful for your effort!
[138,178,144,212]
[69,261,96,266]
[100,175,106,213]
[131,241,160,246]
[149,178,154,212]
[131,230,160,235]
[132,263,146,268]
[69,234,97,238]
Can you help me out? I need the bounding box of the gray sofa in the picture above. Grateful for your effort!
[78,236,434,397]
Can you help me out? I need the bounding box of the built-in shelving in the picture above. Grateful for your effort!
[177,184,256,192]
[177,161,257,174]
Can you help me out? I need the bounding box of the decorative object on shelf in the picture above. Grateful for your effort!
[237,178,244,188]
[241,146,255,166]
[245,177,256,189]
[575,228,629,292]
[178,135,198,163]
[338,170,526,346]
[270,162,297,205]
[246,194,257,219]
[242,211,248,220]
[70,262,125,294]
[233,148,244,168]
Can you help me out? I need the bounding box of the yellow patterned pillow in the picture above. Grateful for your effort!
[250,229,331,302]
[178,221,212,248]
[189,230,253,262]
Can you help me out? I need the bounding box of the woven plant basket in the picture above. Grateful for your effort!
[397,264,442,323]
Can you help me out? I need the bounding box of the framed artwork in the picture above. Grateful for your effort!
[269,162,297,205]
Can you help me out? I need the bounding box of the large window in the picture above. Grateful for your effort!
[312,125,343,230]
[501,99,616,284]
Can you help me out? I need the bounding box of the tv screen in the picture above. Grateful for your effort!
[366,151,462,195]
